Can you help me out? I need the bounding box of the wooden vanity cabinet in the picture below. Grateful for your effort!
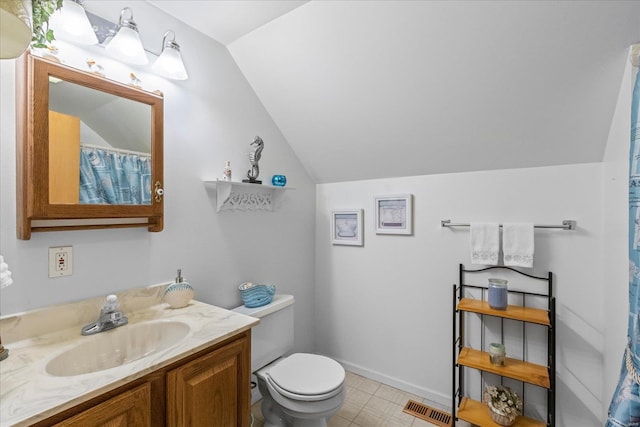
[33,331,251,427]
[167,333,250,426]
[52,383,152,427]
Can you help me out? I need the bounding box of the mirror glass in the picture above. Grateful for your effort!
[48,77,152,205]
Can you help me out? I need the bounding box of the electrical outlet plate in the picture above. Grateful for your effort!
[49,246,73,278]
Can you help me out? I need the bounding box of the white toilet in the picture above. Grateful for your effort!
[232,294,346,427]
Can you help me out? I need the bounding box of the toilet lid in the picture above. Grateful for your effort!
[269,353,345,397]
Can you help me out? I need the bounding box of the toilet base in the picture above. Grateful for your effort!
[260,397,333,427]
[261,396,289,427]
[257,377,345,427]
[262,417,329,427]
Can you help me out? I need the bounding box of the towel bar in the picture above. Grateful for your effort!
[441,219,576,231]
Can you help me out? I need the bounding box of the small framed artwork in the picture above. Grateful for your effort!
[331,209,364,246]
[374,194,413,235]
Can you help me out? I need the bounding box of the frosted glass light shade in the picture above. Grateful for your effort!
[106,25,147,65]
[48,0,97,45]
[153,45,188,80]
[0,0,32,59]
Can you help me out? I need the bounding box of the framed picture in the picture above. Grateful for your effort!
[374,194,413,235]
[331,209,364,246]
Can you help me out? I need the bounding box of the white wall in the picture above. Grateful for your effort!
[0,1,316,354]
[316,164,605,425]
[602,50,637,419]
[0,3,632,425]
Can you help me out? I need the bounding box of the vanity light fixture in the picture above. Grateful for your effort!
[105,6,147,65]
[48,0,98,45]
[152,30,188,80]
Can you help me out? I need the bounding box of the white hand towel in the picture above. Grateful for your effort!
[503,223,534,268]
[470,223,499,265]
[0,255,13,289]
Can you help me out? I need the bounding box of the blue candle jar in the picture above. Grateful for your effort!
[488,278,508,310]
[272,175,287,187]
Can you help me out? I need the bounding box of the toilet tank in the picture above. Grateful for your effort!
[232,294,294,372]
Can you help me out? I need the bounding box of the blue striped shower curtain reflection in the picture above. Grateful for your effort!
[79,147,151,205]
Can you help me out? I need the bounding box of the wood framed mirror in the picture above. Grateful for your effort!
[15,53,164,240]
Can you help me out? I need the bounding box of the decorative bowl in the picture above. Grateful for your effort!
[271,175,287,187]
[489,407,516,426]
[336,222,357,237]
[164,282,194,308]
[238,282,276,308]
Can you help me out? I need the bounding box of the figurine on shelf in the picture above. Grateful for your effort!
[129,72,142,88]
[223,160,232,181]
[86,59,105,76]
[243,136,264,184]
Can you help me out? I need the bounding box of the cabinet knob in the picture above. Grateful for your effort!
[154,181,164,202]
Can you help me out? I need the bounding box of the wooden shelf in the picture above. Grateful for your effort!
[457,298,550,326]
[457,397,545,427]
[457,347,550,389]
[453,266,555,426]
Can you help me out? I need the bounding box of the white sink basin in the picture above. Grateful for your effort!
[45,321,190,377]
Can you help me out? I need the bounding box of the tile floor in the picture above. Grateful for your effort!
[251,371,446,427]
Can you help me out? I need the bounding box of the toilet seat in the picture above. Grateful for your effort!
[266,353,345,402]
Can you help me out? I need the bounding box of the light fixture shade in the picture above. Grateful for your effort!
[153,47,188,80]
[105,7,147,65]
[152,31,188,80]
[0,0,32,59]
[48,0,97,45]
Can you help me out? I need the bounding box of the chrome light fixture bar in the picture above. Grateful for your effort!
[105,6,147,65]
[152,30,188,80]
[6,1,190,79]
[82,8,189,80]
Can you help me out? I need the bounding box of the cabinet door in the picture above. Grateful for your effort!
[53,383,151,427]
[167,335,251,427]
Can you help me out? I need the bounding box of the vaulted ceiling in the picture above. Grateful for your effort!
[151,1,640,183]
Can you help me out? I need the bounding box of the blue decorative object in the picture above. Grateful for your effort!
[239,282,276,308]
[488,278,508,310]
[271,175,287,187]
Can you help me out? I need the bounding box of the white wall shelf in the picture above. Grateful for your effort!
[203,180,293,212]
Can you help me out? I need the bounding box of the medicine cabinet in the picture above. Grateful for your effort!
[15,53,164,239]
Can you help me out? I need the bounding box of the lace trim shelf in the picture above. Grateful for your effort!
[203,180,293,212]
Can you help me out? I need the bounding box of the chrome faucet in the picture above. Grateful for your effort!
[81,294,128,335]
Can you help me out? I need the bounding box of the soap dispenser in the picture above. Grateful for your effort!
[164,269,194,308]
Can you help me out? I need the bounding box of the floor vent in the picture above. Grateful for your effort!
[403,400,452,427]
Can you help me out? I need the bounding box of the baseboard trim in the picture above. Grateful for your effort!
[335,358,451,411]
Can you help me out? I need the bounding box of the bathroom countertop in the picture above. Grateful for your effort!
[0,289,259,427]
